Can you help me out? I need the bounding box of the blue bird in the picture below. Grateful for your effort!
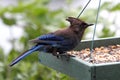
[9,17,93,66]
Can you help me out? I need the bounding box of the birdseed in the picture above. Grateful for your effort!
[67,44,120,64]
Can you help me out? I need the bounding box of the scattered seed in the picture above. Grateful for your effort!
[67,44,120,64]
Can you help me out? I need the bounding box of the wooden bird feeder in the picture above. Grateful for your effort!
[39,37,120,80]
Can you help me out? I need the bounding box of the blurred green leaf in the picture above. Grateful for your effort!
[98,26,115,38]
[1,15,16,26]
[101,2,112,10]
[0,47,4,62]
[110,3,120,11]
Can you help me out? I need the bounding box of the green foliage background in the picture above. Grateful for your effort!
[0,0,119,80]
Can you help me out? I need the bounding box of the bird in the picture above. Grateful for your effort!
[9,17,93,67]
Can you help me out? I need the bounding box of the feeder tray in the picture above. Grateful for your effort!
[39,37,120,80]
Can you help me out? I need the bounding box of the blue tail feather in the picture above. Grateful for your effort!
[9,45,43,66]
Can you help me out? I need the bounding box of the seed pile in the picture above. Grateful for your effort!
[67,45,120,64]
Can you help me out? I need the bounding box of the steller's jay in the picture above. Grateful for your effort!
[9,17,93,66]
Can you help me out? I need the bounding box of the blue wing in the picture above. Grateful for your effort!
[30,34,64,47]
[30,34,74,51]
[38,34,64,41]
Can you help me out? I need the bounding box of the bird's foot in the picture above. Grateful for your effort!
[51,52,58,58]
[56,53,75,61]
[51,48,60,58]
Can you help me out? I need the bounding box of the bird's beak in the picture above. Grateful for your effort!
[87,24,94,26]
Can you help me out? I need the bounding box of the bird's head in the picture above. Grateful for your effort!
[66,17,93,33]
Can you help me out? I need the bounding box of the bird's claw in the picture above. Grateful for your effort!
[56,53,75,61]
[51,47,75,60]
